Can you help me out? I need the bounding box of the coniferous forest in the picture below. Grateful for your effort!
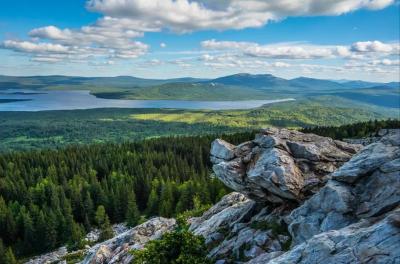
[0,119,399,261]
[0,132,254,259]
[302,119,400,139]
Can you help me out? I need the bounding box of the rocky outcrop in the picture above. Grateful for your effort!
[205,128,399,264]
[211,128,361,203]
[189,192,256,238]
[82,217,176,264]
[287,129,400,245]
[251,209,400,264]
[25,224,129,264]
[343,128,399,146]
[190,193,291,263]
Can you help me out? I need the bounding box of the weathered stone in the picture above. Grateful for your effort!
[82,217,176,264]
[89,245,111,264]
[288,180,355,245]
[246,251,284,264]
[212,159,247,194]
[190,193,255,238]
[211,139,236,160]
[332,131,400,183]
[247,148,304,201]
[211,128,360,203]
[354,168,400,218]
[259,210,400,264]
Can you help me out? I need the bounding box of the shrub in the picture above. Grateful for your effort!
[131,228,211,264]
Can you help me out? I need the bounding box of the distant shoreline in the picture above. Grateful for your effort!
[0,98,32,104]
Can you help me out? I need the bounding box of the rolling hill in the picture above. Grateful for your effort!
[0,74,398,107]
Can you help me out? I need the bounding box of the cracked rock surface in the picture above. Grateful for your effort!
[210,128,361,203]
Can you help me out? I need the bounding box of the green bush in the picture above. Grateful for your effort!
[131,229,211,264]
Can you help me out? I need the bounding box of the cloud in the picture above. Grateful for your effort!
[28,22,148,59]
[2,40,69,53]
[198,39,399,78]
[201,40,338,59]
[201,39,400,60]
[376,59,400,66]
[0,0,396,69]
[351,40,399,54]
[87,0,395,32]
[89,60,115,66]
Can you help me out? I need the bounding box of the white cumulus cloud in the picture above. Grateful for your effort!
[86,0,395,32]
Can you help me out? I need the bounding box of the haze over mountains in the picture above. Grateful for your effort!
[1,73,398,109]
[1,73,398,91]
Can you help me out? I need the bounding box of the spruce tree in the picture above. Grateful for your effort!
[146,188,158,217]
[67,221,85,251]
[0,239,5,264]
[95,206,114,242]
[3,247,18,264]
[126,192,140,227]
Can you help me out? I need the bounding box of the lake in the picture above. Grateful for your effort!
[0,89,295,111]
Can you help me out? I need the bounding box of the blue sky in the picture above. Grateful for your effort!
[0,0,399,81]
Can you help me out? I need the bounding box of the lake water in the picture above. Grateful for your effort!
[0,89,295,111]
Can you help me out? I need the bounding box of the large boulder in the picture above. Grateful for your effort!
[250,209,400,264]
[332,130,400,183]
[288,180,355,245]
[205,129,399,264]
[211,128,361,203]
[288,129,400,245]
[190,192,256,238]
[189,193,292,263]
[82,217,176,264]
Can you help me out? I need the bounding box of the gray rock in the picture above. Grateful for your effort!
[288,130,400,246]
[332,131,400,183]
[247,148,304,201]
[211,139,236,160]
[212,159,248,196]
[263,210,400,264]
[354,168,400,218]
[82,217,176,264]
[190,192,250,231]
[89,245,111,264]
[190,193,255,238]
[24,247,68,264]
[288,180,355,245]
[211,129,360,203]
[246,251,284,264]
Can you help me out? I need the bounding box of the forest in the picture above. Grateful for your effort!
[302,119,400,139]
[1,95,395,152]
[0,119,399,262]
[0,132,254,260]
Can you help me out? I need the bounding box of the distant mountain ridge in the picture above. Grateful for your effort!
[204,73,399,91]
[1,73,398,90]
[0,73,398,107]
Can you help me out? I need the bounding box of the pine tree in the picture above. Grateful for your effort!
[126,192,140,227]
[146,188,158,217]
[95,206,114,242]
[34,211,47,252]
[83,192,94,226]
[99,216,114,242]
[44,210,58,250]
[0,239,5,264]
[159,182,174,217]
[21,211,35,255]
[67,221,85,251]
[3,247,18,264]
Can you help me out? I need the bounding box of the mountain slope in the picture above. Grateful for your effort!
[206,73,290,88]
